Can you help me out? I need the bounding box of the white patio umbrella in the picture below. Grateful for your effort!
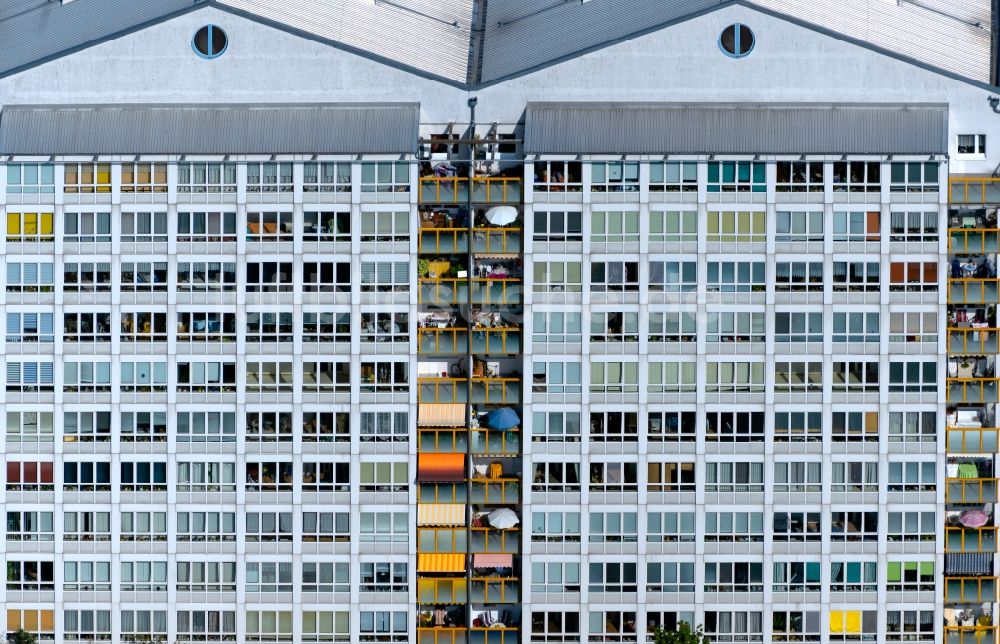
[485,206,518,226]
[487,508,520,529]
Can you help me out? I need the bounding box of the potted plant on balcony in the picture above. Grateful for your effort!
[417,259,429,278]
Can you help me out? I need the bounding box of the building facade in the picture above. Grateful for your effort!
[0,0,999,642]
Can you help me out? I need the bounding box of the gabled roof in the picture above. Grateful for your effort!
[0,0,993,88]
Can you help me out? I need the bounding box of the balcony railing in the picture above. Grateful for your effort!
[469,577,520,603]
[946,526,999,553]
[944,625,998,644]
[419,428,470,453]
[419,279,470,305]
[419,328,469,355]
[946,477,999,504]
[418,377,521,404]
[949,279,1000,304]
[418,482,467,503]
[419,177,522,204]
[471,428,521,456]
[417,627,468,644]
[944,576,998,602]
[948,427,1000,453]
[472,279,522,306]
[470,477,519,504]
[951,229,1000,254]
[420,228,469,254]
[469,626,519,644]
[473,228,522,254]
[417,577,468,603]
[948,379,1000,404]
[950,328,999,353]
[470,527,520,554]
[950,176,1000,205]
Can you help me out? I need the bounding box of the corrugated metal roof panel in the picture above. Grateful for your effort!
[524,102,949,154]
[0,104,420,155]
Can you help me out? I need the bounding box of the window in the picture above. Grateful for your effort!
[889,361,936,392]
[245,563,293,592]
[64,211,111,242]
[832,410,879,442]
[246,512,293,542]
[707,161,765,192]
[6,312,54,343]
[361,162,409,192]
[119,461,167,491]
[531,562,582,594]
[533,311,582,344]
[832,361,879,392]
[773,562,821,592]
[704,562,763,593]
[303,562,351,593]
[120,312,167,342]
[302,612,350,643]
[6,511,53,541]
[647,410,696,442]
[245,461,293,491]
[589,512,637,542]
[704,612,764,643]
[177,511,236,542]
[245,361,294,393]
[302,361,350,393]
[833,161,880,192]
[590,261,639,291]
[64,163,111,193]
[246,261,293,292]
[648,162,697,192]
[531,612,580,643]
[177,461,236,492]
[776,161,823,192]
[647,512,696,542]
[890,209,938,242]
[360,562,406,592]
[359,611,407,643]
[360,360,407,392]
[589,461,637,492]
[63,262,112,292]
[302,462,350,492]
[121,261,168,292]
[304,210,351,241]
[121,611,168,643]
[176,361,237,392]
[304,161,352,192]
[63,312,111,343]
[5,610,55,641]
[176,611,237,641]
[775,312,823,343]
[531,410,581,442]
[5,163,54,194]
[177,411,235,443]
[6,560,54,590]
[360,261,409,292]
[360,461,407,492]
[245,612,294,644]
[889,410,935,443]
[120,411,167,442]
[63,610,111,641]
[119,512,167,542]
[829,611,877,642]
[360,312,407,343]
[589,411,638,441]
[649,311,697,342]
[706,261,765,292]
[719,23,755,56]
[248,311,295,343]
[706,461,764,492]
[63,411,111,443]
[534,160,583,192]
[832,461,878,493]
[706,311,764,343]
[246,410,293,443]
[773,362,823,393]
[302,511,350,542]
[177,560,236,592]
[246,162,293,193]
[304,410,351,443]
[176,261,237,291]
[590,162,639,192]
[531,511,581,542]
[589,361,639,393]
[774,461,822,492]
[648,361,697,393]
[887,511,935,542]
[62,561,111,591]
[303,261,351,292]
[772,511,821,542]
[246,210,293,241]
[889,261,938,292]
[775,262,823,292]
[705,512,765,542]
[589,610,637,642]
[359,512,407,543]
[830,561,877,592]
[177,162,236,193]
[63,461,111,491]
[119,361,168,393]
[5,211,54,242]
[532,462,581,492]
[886,611,933,642]
[647,461,695,492]
[178,210,237,242]
[648,260,697,292]
[886,561,934,592]
[772,612,820,643]
[361,210,409,242]
[705,361,765,393]
[832,311,880,343]
[120,210,168,242]
[888,460,936,491]
[588,562,637,592]
[192,24,228,57]
[177,311,236,342]
[533,261,583,292]
[6,262,54,292]
[534,210,583,241]
[533,360,583,393]
[831,511,879,541]
[120,162,167,193]
[6,362,54,393]
[890,162,939,193]
[776,210,823,242]
[706,210,765,243]
[833,210,880,241]
[958,134,986,155]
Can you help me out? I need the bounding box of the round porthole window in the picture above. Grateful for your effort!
[193,25,228,59]
[719,23,754,58]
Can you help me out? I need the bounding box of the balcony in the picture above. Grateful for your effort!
[952,229,1000,254]
[418,377,521,405]
[944,576,998,602]
[950,177,1000,205]
[421,227,470,254]
[950,279,1000,304]
[470,428,520,456]
[950,428,1000,453]
[419,428,469,453]
[947,478,998,504]
[470,577,520,603]
[470,477,519,504]
[417,577,468,604]
[419,176,522,205]
[417,627,467,644]
[946,525,998,553]
[944,625,998,644]
[950,329,999,354]
[472,278,522,306]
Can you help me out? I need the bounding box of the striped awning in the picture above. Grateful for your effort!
[417,503,466,526]
[418,553,466,573]
[418,453,466,482]
[473,553,513,568]
[945,553,992,575]
[419,403,466,427]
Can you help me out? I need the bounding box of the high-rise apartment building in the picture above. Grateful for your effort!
[0,1,998,642]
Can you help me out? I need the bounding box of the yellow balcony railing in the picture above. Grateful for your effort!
[419,176,522,205]
[949,278,1000,304]
[469,626,519,643]
[948,379,1000,404]
[950,229,1000,254]
[418,377,521,404]
[944,576,998,602]
[419,428,469,453]
[948,427,1000,453]
[419,377,468,404]
[417,577,468,604]
[472,227,522,254]
[418,527,467,553]
[470,327,521,354]
[950,328,999,354]
[419,327,469,355]
[470,526,520,554]
[472,278,522,306]
[471,376,521,404]
[418,482,467,503]
[950,176,1000,205]
[419,278,470,305]
[417,627,468,644]
[471,428,521,456]
[470,477,519,504]
[420,228,469,254]
[946,526,999,553]
[946,477,999,504]
[469,577,520,603]
[944,625,998,644]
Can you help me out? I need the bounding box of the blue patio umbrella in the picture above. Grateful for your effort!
[484,407,520,430]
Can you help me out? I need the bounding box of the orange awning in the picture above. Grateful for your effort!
[418,553,465,572]
[473,553,513,568]
[418,503,466,526]
[419,403,466,427]
[418,453,466,482]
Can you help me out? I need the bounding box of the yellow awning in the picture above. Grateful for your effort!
[418,553,465,572]
[418,503,466,526]
[419,403,466,427]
